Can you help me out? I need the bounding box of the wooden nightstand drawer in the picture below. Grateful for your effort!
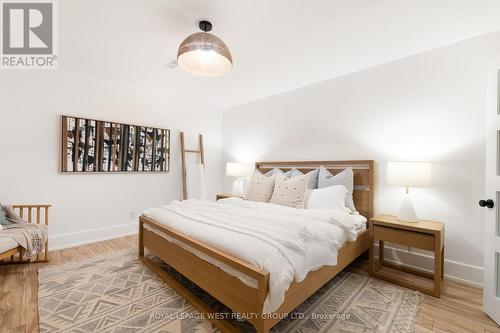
[374,225,435,251]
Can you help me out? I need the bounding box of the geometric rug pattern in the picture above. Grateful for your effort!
[38,251,422,333]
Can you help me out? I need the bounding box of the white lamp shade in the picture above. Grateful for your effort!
[387,162,431,187]
[226,162,253,178]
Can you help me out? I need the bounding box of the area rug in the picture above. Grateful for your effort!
[38,251,422,333]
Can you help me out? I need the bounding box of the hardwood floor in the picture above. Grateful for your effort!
[0,235,498,333]
[348,259,500,333]
[0,235,137,333]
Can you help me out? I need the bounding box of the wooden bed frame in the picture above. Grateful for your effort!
[139,160,374,333]
[0,204,50,264]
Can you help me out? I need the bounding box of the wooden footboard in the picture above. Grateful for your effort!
[139,215,270,332]
[139,215,371,333]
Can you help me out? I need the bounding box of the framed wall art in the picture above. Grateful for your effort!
[61,116,170,173]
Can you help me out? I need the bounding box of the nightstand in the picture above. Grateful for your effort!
[369,215,444,297]
[216,193,243,201]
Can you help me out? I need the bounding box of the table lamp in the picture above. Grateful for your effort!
[387,162,431,222]
[226,162,254,194]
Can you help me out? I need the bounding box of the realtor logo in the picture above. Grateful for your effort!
[1,0,57,69]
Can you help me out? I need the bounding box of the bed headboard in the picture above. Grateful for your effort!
[255,160,375,219]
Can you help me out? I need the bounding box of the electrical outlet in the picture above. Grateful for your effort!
[130,211,137,219]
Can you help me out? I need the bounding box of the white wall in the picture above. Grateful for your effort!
[0,1,222,249]
[2,0,498,285]
[222,31,500,286]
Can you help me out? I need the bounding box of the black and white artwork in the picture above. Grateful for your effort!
[61,116,170,173]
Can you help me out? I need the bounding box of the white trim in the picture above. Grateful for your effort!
[47,225,483,287]
[49,223,138,251]
[374,243,483,287]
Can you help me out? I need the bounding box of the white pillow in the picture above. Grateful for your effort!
[244,171,276,202]
[269,174,309,208]
[305,185,348,210]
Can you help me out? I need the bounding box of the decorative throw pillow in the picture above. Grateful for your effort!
[264,168,284,177]
[3,206,24,223]
[317,166,356,212]
[244,171,276,202]
[0,204,10,225]
[283,168,320,189]
[284,168,300,178]
[305,168,320,189]
[269,174,309,208]
[305,185,347,210]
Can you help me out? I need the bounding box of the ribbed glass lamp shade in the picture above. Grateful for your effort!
[177,32,232,77]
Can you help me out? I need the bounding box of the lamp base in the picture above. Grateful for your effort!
[231,179,244,195]
[397,193,418,223]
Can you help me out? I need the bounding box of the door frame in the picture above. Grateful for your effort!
[484,61,500,325]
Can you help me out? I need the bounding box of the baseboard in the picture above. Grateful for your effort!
[49,223,138,251]
[374,243,483,287]
[48,225,483,287]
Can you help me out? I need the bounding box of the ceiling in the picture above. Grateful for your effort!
[61,0,500,110]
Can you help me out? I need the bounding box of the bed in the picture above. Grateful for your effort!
[138,160,374,333]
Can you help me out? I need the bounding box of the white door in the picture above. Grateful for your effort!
[484,62,500,325]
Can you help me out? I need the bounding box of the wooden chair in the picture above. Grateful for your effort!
[0,204,51,264]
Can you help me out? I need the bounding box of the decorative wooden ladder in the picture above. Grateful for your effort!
[179,132,205,200]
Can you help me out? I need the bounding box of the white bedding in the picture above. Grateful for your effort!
[143,198,367,313]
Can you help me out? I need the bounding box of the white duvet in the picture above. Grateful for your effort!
[143,198,366,313]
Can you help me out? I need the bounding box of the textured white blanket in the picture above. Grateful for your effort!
[143,198,366,313]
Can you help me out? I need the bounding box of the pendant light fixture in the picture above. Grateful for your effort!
[177,20,233,77]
